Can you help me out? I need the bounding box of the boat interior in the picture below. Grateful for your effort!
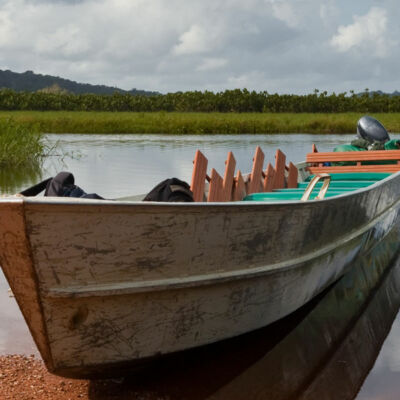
[244,172,391,202]
[190,144,400,203]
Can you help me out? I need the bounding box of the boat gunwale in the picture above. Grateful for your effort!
[1,169,395,209]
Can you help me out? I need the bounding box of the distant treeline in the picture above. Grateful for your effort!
[1,88,400,113]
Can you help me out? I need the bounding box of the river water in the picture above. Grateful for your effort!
[1,133,400,399]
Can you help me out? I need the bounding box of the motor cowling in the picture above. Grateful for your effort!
[357,115,390,143]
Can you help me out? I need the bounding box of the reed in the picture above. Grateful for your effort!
[1,111,400,134]
[0,117,50,167]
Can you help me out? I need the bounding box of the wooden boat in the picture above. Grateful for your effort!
[2,144,400,378]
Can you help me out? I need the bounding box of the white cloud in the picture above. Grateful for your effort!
[197,58,227,72]
[271,1,299,28]
[330,7,391,57]
[173,25,212,55]
[1,0,400,93]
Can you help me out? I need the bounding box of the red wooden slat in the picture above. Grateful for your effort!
[287,162,298,188]
[222,151,236,201]
[190,150,208,202]
[306,150,400,163]
[308,165,400,174]
[273,149,286,189]
[233,170,246,201]
[263,163,275,192]
[247,146,265,194]
[207,168,224,202]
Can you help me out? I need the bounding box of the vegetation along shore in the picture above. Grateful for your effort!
[1,111,400,134]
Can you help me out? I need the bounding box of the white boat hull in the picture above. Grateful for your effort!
[1,171,400,377]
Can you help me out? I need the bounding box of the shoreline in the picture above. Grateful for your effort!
[0,354,167,400]
[1,111,400,134]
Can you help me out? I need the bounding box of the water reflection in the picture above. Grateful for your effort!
[0,164,43,195]
[40,133,361,199]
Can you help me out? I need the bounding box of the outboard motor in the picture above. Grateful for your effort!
[357,115,390,143]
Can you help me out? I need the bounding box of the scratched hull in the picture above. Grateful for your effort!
[1,171,400,378]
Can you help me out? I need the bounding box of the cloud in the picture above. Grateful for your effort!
[197,58,228,72]
[271,2,299,28]
[330,7,391,57]
[0,0,400,93]
[173,24,218,55]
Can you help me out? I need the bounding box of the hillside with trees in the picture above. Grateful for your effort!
[0,69,158,96]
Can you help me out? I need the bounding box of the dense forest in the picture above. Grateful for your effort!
[0,69,158,96]
[1,88,400,113]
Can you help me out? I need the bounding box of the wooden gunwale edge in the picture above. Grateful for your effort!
[44,191,400,299]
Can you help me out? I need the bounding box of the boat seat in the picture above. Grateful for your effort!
[306,149,400,174]
[297,180,379,189]
[244,191,351,201]
[304,172,391,182]
[273,188,356,193]
[243,172,390,202]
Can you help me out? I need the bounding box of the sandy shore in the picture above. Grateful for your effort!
[0,355,168,400]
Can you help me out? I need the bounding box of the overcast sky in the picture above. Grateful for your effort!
[0,0,398,94]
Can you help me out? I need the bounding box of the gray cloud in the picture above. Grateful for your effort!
[0,0,399,93]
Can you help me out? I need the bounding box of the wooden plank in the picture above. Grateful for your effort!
[308,165,400,174]
[306,150,400,163]
[273,149,286,189]
[207,168,224,202]
[247,146,265,194]
[190,150,208,202]
[287,162,298,188]
[222,151,236,201]
[263,163,275,192]
[233,170,246,201]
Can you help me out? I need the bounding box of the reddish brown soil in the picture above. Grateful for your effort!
[0,355,168,400]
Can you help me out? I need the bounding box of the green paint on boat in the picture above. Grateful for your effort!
[244,172,391,202]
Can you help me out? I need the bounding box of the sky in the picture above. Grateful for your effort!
[0,0,399,94]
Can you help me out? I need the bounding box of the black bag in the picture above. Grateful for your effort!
[143,178,194,202]
[20,172,104,199]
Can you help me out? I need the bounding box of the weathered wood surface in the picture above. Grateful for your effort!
[190,150,208,202]
[272,149,286,189]
[308,165,400,174]
[1,169,400,377]
[263,163,275,192]
[307,149,400,162]
[306,149,400,174]
[287,162,298,189]
[247,146,264,194]
[222,152,236,201]
[191,147,298,201]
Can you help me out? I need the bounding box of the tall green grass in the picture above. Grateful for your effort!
[0,111,400,134]
[0,117,50,167]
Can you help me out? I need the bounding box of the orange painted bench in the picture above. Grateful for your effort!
[190,147,298,202]
[306,147,400,174]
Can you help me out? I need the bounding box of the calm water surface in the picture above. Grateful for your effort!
[1,133,400,399]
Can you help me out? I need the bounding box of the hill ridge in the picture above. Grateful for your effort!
[0,69,159,96]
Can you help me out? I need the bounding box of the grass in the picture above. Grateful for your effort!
[0,117,51,167]
[0,111,400,134]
